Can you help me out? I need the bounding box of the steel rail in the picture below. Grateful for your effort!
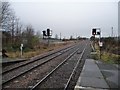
[30,48,80,90]
[2,45,78,85]
[64,43,87,90]
[2,44,76,75]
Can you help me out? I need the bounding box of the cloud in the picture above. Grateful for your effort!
[7,0,119,3]
[10,1,118,38]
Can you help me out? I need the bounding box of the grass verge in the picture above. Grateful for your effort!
[5,41,75,59]
[91,43,120,64]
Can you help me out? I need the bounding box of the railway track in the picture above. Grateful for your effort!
[2,44,75,74]
[30,43,87,90]
[2,42,82,88]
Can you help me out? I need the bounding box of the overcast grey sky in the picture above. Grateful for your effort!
[9,0,118,38]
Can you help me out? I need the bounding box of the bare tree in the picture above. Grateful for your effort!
[1,2,20,49]
[22,25,35,48]
[1,2,12,30]
[14,18,23,47]
[1,1,40,52]
[1,2,14,47]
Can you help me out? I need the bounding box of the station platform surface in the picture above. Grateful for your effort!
[0,58,27,64]
[74,59,119,90]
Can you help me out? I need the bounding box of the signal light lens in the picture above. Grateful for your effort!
[92,29,96,35]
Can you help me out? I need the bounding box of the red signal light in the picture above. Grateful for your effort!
[92,29,96,35]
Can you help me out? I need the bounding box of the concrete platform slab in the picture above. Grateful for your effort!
[76,77,109,89]
[74,59,109,90]
[96,61,120,89]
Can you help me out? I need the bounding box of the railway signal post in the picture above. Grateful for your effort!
[92,28,96,50]
[42,28,52,46]
[92,28,102,59]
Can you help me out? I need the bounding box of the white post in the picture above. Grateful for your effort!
[99,29,101,59]
[20,44,23,57]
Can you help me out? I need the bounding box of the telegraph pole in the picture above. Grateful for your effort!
[60,33,61,40]
[47,29,50,46]
[99,28,102,59]
[111,27,113,37]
